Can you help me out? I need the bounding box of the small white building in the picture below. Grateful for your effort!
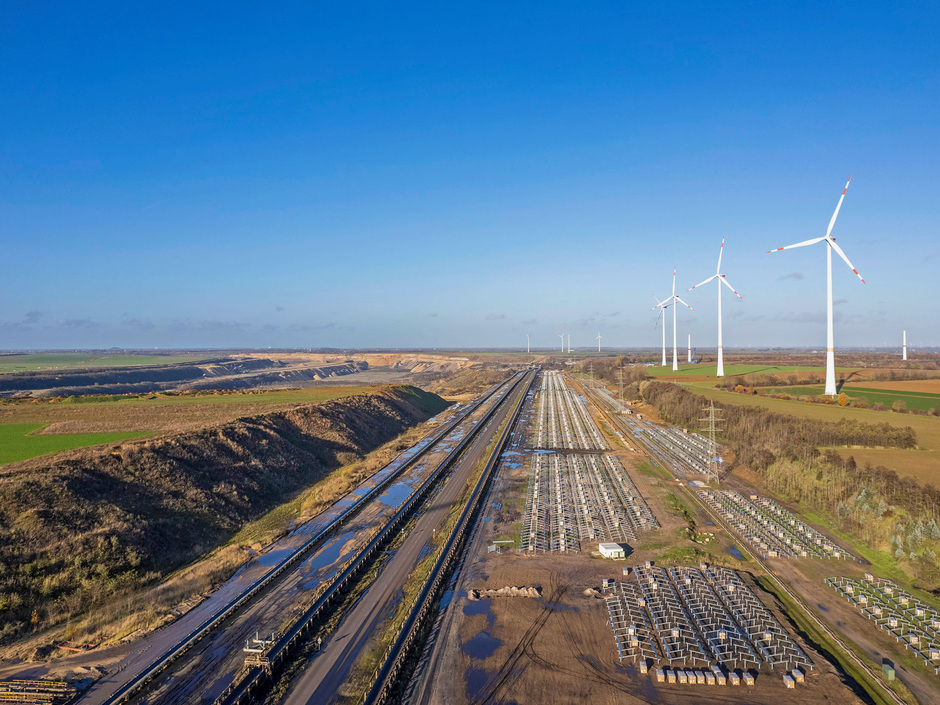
[599,542,627,559]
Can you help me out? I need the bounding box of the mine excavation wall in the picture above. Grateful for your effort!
[0,385,448,643]
[0,358,369,397]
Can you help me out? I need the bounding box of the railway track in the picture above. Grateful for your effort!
[84,375,520,705]
[214,370,534,705]
[362,369,535,705]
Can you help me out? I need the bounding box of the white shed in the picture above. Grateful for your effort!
[599,543,626,559]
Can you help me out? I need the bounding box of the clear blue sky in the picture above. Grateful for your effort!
[2,3,937,350]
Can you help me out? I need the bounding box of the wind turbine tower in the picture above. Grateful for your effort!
[687,334,692,363]
[903,330,907,361]
[567,333,571,353]
[652,268,694,372]
[526,333,530,354]
[686,236,743,377]
[767,177,865,396]
[559,334,565,353]
[651,294,671,366]
[596,331,602,352]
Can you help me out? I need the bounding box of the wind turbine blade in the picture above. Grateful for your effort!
[825,176,852,239]
[686,274,717,292]
[766,235,826,253]
[675,296,694,311]
[716,236,725,274]
[719,275,743,299]
[672,267,676,296]
[719,275,744,299]
[828,239,866,284]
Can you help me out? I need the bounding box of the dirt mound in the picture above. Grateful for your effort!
[0,385,447,644]
[468,585,542,600]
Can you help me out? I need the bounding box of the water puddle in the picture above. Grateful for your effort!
[378,482,413,509]
[303,531,354,581]
[465,667,490,700]
[462,596,495,625]
[440,589,454,609]
[257,548,293,568]
[726,546,745,561]
[462,631,502,660]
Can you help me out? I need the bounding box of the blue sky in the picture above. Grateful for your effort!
[1,3,937,350]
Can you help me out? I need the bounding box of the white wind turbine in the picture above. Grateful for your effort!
[651,294,670,366]
[767,177,865,396]
[559,334,565,353]
[596,331,602,352]
[526,333,530,353]
[567,333,571,353]
[686,236,743,377]
[652,268,693,371]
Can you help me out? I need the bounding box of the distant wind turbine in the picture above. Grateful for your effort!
[903,330,907,361]
[596,331,602,352]
[652,268,693,371]
[651,294,670,366]
[567,333,571,354]
[767,177,865,396]
[686,236,743,377]
[526,333,530,354]
[559,334,565,353]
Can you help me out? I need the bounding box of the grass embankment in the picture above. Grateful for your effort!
[0,424,150,465]
[0,386,448,649]
[0,352,215,374]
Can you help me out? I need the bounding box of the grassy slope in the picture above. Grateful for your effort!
[0,424,150,465]
[0,385,449,643]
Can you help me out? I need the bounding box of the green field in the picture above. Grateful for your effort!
[764,385,940,412]
[646,364,827,378]
[0,352,215,374]
[0,424,150,465]
[51,386,381,408]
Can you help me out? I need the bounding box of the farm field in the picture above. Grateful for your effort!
[0,423,149,465]
[762,385,940,412]
[645,363,843,386]
[0,386,386,435]
[682,384,940,486]
[647,363,825,377]
[0,352,216,374]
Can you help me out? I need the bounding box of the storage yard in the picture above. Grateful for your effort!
[827,575,940,673]
[520,452,658,552]
[521,371,658,552]
[413,370,868,705]
[605,564,811,673]
[699,489,851,560]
